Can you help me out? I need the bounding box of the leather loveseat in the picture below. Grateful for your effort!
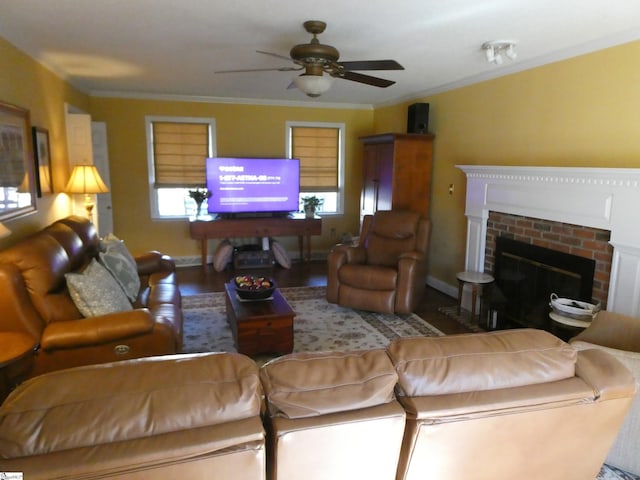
[0,216,183,377]
[0,329,635,479]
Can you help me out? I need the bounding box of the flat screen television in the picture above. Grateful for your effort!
[206,157,300,215]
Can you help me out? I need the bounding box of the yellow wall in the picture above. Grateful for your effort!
[3,32,639,292]
[0,37,89,249]
[374,40,640,288]
[89,97,373,256]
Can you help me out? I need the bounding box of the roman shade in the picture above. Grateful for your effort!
[291,126,338,192]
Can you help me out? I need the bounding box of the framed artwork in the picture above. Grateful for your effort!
[0,101,36,220]
[32,126,53,196]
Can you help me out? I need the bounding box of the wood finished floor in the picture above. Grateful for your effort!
[176,260,474,335]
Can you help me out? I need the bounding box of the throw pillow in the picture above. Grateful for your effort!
[66,259,133,317]
[271,240,291,269]
[101,233,137,267]
[99,249,141,302]
[213,239,234,272]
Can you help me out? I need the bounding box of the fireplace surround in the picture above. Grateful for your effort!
[458,165,640,317]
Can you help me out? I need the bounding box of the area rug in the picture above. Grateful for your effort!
[437,305,485,332]
[182,285,443,354]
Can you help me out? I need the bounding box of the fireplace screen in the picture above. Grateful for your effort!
[493,236,595,331]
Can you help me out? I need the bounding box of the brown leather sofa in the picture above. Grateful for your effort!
[570,311,640,476]
[387,329,636,480]
[0,329,635,479]
[0,353,265,479]
[327,210,430,314]
[0,216,183,377]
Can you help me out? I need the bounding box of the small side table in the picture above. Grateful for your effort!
[549,312,591,341]
[457,271,495,318]
[0,332,37,401]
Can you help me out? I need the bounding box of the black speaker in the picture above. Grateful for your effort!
[407,103,429,134]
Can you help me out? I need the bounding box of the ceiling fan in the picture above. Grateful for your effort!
[215,20,404,97]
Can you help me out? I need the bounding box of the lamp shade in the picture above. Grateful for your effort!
[293,74,334,98]
[0,222,11,239]
[65,165,109,194]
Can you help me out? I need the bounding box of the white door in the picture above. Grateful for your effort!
[91,122,114,235]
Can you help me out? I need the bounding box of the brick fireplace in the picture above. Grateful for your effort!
[484,211,613,308]
[458,165,640,317]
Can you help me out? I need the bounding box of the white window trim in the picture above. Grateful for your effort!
[285,121,345,216]
[145,115,217,220]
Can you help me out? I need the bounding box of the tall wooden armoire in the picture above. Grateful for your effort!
[359,133,434,222]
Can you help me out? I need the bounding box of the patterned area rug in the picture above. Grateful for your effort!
[182,285,443,354]
[438,305,485,332]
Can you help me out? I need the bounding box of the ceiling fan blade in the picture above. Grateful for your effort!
[336,71,396,88]
[216,66,301,73]
[257,50,293,62]
[337,60,404,71]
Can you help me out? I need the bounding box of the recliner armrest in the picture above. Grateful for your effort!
[41,309,155,350]
[332,244,367,264]
[135,251,175,276]
[398,250,425,262]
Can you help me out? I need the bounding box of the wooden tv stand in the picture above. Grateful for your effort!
[189,214,322,269]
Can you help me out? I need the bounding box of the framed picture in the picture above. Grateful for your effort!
[0,101,36,221]
[32,126,53,196]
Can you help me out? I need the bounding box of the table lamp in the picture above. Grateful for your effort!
[65,164,109,218]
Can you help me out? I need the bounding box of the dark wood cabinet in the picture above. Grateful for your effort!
[359,133,434,221]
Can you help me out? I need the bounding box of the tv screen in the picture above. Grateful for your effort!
[206,157,300,214]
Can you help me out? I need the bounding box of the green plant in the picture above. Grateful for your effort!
[188,188,211,203]
[301,195,323,209]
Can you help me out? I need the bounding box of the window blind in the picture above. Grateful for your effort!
[152,122,208,188]
[291,127,338,192]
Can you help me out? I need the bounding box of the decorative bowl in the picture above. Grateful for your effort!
[549,293,600,320]
[233,275,276,300]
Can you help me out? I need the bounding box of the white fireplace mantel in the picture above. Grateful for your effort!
[458,165,640,317]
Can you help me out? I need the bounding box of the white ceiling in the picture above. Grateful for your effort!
[1,0,639,107]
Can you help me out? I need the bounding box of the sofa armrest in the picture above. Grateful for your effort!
[571,310,640,352]
[575,348,637,401]
[135,251,175,276]
[41,309,155,350]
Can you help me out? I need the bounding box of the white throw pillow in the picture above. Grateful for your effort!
[213,239,234,272]
[66,259,133,317]
[271,240,291,269]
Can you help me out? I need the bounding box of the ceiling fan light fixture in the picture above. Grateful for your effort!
[293,73,334,97]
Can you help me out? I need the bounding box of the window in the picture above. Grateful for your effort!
[286,121,344,215]
[146,116,216,218]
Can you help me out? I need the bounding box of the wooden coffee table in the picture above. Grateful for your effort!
[224,282,295,356]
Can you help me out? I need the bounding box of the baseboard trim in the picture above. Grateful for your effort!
[427,275,457,299]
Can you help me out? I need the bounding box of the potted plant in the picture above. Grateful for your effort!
[188,187,211,217]
[301,195,323,218]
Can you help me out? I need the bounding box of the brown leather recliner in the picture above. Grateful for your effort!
[327,210,430,314]
[0,216,183,377]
